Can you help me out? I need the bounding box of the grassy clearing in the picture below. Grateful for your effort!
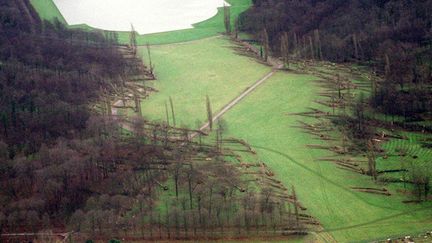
[136,36,271,128]
[30,0,252,45]
[377,132,432,180]
[121,0,252,45]
[30,0,67,24]
[132,42,432,241]
[214,71,432,242]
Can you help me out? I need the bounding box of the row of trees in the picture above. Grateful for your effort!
[2,114,306,239]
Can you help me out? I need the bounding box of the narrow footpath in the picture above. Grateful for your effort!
[112,38,283,137]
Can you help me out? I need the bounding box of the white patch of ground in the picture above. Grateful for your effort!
[53,0,229,34]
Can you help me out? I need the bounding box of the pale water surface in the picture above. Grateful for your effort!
[53,0,228,34]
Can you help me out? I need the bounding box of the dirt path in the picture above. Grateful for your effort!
[112,38,283,136]
[192,65,281,138]
[190,38,284,136]
[112,64,281,136]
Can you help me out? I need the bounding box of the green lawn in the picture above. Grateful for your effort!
[130,48,432,241]
[377,132,432,181]
[215,72,432,242]
[30,0,67,24]
[133,40,432,241]
[137,36,271,128]
[30,0,252,45]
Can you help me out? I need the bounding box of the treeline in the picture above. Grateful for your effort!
[239,0,432,118]
[66,120,306,240]
[2,117,305,239]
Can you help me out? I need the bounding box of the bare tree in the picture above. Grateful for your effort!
[216,119,227,153]
[384,54,391,79]
[308,36,314,60]
[181,197,189,238]
[206,95,213,130]
[130,24,137,56]
[69,209,85,232]
[367,140,377,180]
[165,201,171,239]
[262,28,270,62]
[165,101,170,126]
[134,92,142,116]
[0,212,5,235]
[234,17,239,39]
[302,36,307,59]
[186,164,196,210]
[280,32,289,68]
[314,29,323,60]
[172,152,182,199]
[224,4,231,34]
[146,43,154,75]
[291,186,299,227]
[169,96,176,127]
[353,33,359,60]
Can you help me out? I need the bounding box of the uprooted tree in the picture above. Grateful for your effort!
[223,4,231,34]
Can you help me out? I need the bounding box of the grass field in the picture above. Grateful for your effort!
[136,36,271,128]
[30,0,67,24]
[30,0,252,45]
[211,72,432,242]
[376,132,432,182]
[130,38,432,241]
[134,39,432,240]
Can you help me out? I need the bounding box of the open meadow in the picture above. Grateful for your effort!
[137,36,271,128]
[134,36,432,241]
[214,71,432,242]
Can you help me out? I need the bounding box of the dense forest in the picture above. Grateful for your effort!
[239,0,432,119]
[0,0,308,241]
[0,1,127,156]
[0,0,126,236]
